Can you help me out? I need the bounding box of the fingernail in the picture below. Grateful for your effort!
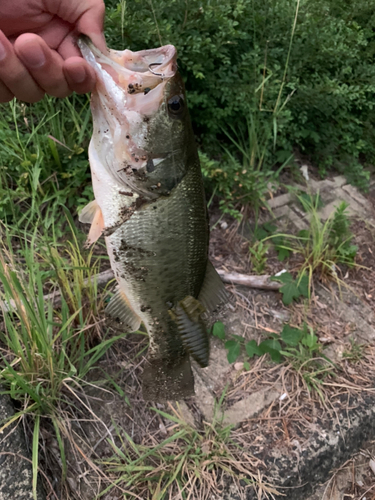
[23,45,45,69]
[72,65,86,83]
[0,40,7,61]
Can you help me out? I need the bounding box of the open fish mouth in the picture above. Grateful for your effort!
[78,36,177,113]
[78,37,180,192]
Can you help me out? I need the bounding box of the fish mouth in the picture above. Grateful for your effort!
[78,37,179,194]
[78,36,177,106]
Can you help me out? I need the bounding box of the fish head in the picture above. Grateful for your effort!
[79,38,196,198]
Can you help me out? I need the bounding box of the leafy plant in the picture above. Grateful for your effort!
[271,271,309,305]
[251,222,291,262]
[212,320,226,340]
[105,0,374,190]
[269,197,358,296]
[216,321,334,399]
[219,321,327,369]
[296,197,358,277]
[298,192,324,212]
[329,201,358,263]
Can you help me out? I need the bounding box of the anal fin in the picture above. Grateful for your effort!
[198,260,229,313]
[174,296,209,368]
[106,289,141,332]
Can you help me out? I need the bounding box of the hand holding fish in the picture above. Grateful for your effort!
[0,0,106,103]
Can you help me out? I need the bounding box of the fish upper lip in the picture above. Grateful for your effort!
[78,37,177,79]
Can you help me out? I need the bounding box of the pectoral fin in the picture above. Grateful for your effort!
[106,289,141,332]
[198,260,228,313]
[174,296,209,368]
[79,200,105,247]
[79,200,99,224]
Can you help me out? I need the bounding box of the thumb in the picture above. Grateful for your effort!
[76,2,107,52]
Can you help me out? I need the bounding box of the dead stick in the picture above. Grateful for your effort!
[217,270,282,290]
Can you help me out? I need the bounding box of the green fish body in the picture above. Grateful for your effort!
[79,39,227,400]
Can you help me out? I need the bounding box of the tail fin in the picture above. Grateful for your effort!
[142,353,194,401]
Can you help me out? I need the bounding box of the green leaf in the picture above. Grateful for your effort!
[212,321,226,340]
[302,333,318,348]
[271,271,293,284]
[299,192,323,212]
[263,222,277,234]
[281,325,303,346]
[297,274,309,298]
[225,340,238,349]
[259,339,282,353]
[276,246,290,261]
[262,347,282,363]
[225,341,241,364]
[243,361,250,371]
[279,281,300,305]
[245,340,262,358]
[297,229,310,240]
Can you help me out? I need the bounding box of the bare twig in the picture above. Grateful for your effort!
[217,270,282,290]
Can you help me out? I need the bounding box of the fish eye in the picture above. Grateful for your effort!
[167,95,184,117]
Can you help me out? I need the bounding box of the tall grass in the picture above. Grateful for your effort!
[0,95,93,234]
[0,218,122,499]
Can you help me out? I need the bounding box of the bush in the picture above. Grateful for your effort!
[105,0,375,189]
[1,0,374,225]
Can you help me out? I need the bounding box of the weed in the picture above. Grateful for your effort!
[295,198,358,280]
[99,401,279,500]
[267,198,358,296]
[252,222,291,262]
[213,320,334,400]
[249,240,269,274]
[271,271,309,305]
[0,96,92,235]
[343,338,364,363]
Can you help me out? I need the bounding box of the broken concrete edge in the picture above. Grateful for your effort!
[0,391,45,500]
[217,391,375,500]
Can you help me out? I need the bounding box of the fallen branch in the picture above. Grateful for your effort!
[217,270,282,290]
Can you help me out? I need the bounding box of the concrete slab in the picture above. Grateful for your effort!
[222,386,282,426]
[0,393,45,500]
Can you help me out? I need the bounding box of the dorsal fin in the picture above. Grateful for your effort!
[174,296,209,368]
[79,200,105,247]
[198,260,228,313]
[105,289,141,332]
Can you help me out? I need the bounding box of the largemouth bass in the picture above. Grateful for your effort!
[78,38,227,401]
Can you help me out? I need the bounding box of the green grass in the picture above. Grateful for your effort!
[98,399,279,500]
[0,218,124,499]
[0,96,93,236]
[260,194,359,296]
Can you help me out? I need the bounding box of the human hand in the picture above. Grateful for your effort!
[0,0,106,103]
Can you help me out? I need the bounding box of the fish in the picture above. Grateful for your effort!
[78,37,227,401]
